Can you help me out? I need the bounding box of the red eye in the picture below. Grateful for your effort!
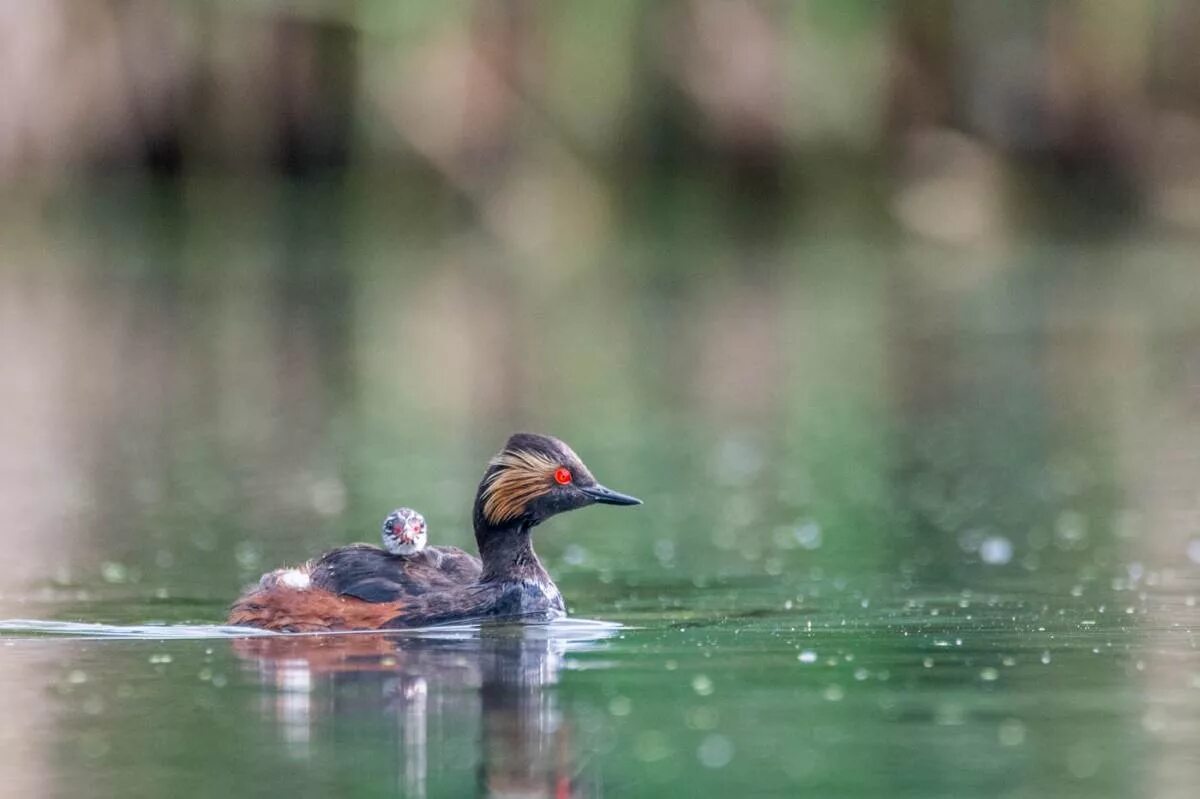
[554,467,572,485]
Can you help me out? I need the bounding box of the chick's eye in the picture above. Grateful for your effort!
[554,467,572,485]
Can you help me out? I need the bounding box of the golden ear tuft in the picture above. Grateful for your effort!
[481,449,559,524]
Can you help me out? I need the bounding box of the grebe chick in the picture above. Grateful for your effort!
[228,432,641,631]
[381,507,427,555]
[249,508,434,597]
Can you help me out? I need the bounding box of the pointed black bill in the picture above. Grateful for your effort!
[581,483,642,506]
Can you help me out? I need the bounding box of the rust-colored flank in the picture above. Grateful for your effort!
[228,585,407,633]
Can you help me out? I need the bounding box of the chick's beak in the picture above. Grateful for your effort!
[581,483,642,506]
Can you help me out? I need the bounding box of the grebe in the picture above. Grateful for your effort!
[250,507,448,595]
[305,507,481,600]
[228,433,641,631]
[381,507,427,555]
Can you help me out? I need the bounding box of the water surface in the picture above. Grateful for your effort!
[3,567,1198,798]
[2,183,1199,797]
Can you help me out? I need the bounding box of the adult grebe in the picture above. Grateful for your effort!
[228,433,640,631]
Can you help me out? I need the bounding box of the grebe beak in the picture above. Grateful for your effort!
[581,483,642,506]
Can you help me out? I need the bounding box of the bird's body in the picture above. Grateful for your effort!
[249,507,476,605]
[307,543,482,601]
[228,433,640,632]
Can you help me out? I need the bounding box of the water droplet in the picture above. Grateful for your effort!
[979,536,1013,565]
[100,562,127,584]
[1041,651,1052,664]
[692,675,714,696]
[653,540,675,564]
[822,684,844,702]
[712,437,763,485]
[149,654,172,665]
[697,734,734,768]
[794,522,822,550]
[608,696,632,716]
[980,667,999,681]
[797,650,817,664]
[233,542,261,570]
[1055,511,1089,548]
[562,544,588,566]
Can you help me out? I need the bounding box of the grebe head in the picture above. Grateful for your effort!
[476,433,641,530]
[381,507,428,555]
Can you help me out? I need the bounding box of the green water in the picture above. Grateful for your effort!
[2,181,1199,797]
[4,580,1197,798]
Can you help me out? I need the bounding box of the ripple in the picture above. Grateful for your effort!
[0,616,623,642]
[0,619,274,639]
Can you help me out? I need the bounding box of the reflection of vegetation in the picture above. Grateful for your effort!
[13,178,1191,615]
[7,180,1196,799]
[887,253,1127,585]
[6,2,1200,236]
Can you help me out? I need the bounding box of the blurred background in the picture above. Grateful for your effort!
[3,2,1200,797]
[3,0,1200,604]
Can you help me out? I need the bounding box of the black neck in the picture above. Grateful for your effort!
[473,502,551,584]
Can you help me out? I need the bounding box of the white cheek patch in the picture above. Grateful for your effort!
[385,529,427,556]
[277,569,311,590]
[390,535,425,556]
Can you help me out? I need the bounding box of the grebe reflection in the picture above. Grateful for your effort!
[233,622,617,798]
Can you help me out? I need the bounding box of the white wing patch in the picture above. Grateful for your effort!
[277,569,311,590]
